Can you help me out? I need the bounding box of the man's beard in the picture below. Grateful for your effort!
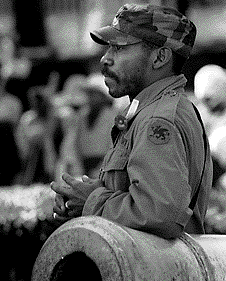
[102,67,145,99]
[108,76,144,99]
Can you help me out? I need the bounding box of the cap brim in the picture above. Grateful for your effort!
[90,26,142,46]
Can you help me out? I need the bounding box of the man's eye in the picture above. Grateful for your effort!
[113,45,123,51]
[116,45,123,51]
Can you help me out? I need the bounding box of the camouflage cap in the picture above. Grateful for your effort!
[90,3,196,58]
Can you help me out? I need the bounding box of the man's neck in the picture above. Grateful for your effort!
[129,72,177,102]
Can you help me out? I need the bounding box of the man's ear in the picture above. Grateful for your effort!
[152,47,172,69]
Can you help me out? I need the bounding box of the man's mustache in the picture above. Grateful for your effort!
[101,68,119,83]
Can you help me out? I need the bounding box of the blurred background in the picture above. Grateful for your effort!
[1,0,226,280]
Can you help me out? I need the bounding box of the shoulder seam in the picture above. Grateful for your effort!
[152,91,181,124]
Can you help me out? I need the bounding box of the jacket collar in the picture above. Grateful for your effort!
[123,74,187,119]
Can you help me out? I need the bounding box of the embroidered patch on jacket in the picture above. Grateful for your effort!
[147,120,171,145]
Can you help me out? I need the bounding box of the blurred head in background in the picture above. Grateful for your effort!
[194,64,226,115]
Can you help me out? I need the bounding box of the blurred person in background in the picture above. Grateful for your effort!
[0,73,22,186]
[54,73,115,183]
[51,3,212,239]
[194,64,226,136]
[1,32,32,113]
[54,75,88,183]
[0,35,23,186]
[194,64,226,187]
[15,72,62,185]
[74,73,115,178]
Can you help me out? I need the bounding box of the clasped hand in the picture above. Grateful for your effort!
[51,173,102,222]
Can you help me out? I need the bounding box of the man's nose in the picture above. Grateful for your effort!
[100,52,114,67]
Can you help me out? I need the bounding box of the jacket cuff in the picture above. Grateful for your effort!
[82,187,114,216]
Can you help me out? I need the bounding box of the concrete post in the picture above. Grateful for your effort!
[31,216,225,280]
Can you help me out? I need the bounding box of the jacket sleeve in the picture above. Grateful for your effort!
[82,117,193,238]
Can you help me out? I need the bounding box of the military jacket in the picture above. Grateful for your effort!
[82,75,213,237]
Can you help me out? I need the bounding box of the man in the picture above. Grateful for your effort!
[51,3,213,239]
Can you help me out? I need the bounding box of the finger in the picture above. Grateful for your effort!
[62,174,85,195]
[53,212,70,222]
[65,200,77,210]
[82,175,90,183]
[50,181,73,198]
[62,173,74,185]
[53,205,67,216]
[62,173,83,184]
[75,176,83,182]
[50,181,61,193]
[55,194,66,212]
[65,198,84,209]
